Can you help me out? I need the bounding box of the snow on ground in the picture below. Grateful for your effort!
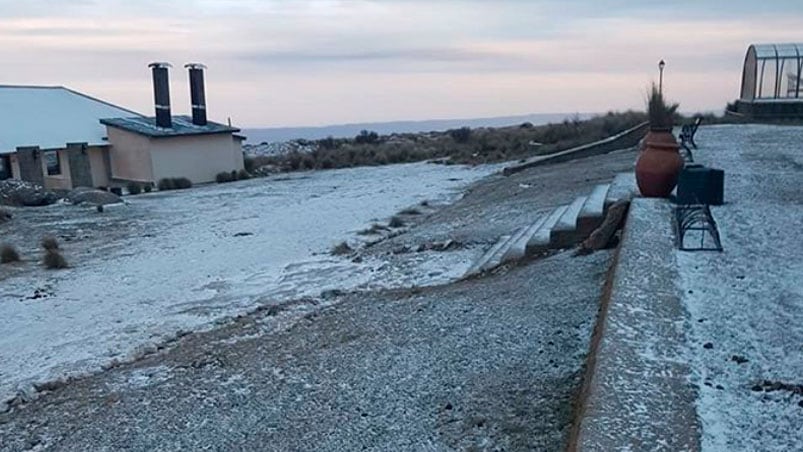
[0,161,499,411]
[675,125,803,451]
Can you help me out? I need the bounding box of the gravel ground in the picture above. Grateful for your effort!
[0,148,636,451]
[0,249,611,451]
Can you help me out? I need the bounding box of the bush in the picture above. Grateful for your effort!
[43,249,68,269]
[331,241,353,256]
[216,171,234,183]
[244,155,256,173]
[143,184,153,193]
[157,178,174,191]
[174,178,192,189]
[449,127,472,143]
[41,236,59,251]
[237,169,251,180]
[126,181,142,195]
[389,216,405,228]
[1,244,20,264]
[355,130,380,145]
[157,178,192,190]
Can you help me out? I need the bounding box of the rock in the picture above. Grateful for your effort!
[703,342,714,349]
[731,355,749,364]
[0,208,11,223]
[0,180,59,207]
[577,199,630,253]
[65,187,122,206]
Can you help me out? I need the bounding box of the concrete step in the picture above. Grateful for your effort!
[500,214,548,263]
[606,172,637,206]
[463,234,512,277]
[526,204,569,255]
[550,196,588,248]
[577,184,611,235]
[482,228,525,271]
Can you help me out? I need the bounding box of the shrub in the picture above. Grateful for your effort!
[158,178,192,190]
[449,127,472,143]
[43,249,68,269]
[302,157,315,170]
[1,244,20,264]
[126,181,142,195]
[157,178,174,191]
[173,178,192,189]
[143,184,153,193]
[237,169,251,180]
[244,155,256,173]
[388,216,405,228]
[41,236,59,251]
[331,241,353,256]
[355,130,380,145]
[321,158,334,169]
[216,171,234,183]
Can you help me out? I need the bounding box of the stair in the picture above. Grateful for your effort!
[576,184,610,236]
[606,172,637,206]
[463,234,512,277]
[464,174,636,279]
[500,214,548,263]
[550,196,587,248]
[525,204,569,255]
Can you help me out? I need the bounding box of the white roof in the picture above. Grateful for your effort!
[0,85,142,154]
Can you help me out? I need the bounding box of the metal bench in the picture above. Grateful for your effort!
[679,116,703,162]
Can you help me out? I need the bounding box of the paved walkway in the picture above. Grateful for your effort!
[574,124,803,451]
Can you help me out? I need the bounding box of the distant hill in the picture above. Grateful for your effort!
[243,112,593,144]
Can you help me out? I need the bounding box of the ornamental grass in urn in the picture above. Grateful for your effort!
[635,83,684,197]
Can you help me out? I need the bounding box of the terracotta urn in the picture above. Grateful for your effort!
[635,128,684,198]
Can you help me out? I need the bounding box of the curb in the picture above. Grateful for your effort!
[567,197,702,451]
[503,122,648,176]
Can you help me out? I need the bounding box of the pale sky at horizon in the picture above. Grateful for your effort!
[1,0,802,127]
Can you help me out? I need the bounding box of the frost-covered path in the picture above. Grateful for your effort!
[677,125,803,451]
[0,162,497,410]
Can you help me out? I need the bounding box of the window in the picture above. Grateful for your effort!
[0,156,10,180]
[44,151,61,176]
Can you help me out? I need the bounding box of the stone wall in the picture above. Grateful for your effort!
[15,146,44,186]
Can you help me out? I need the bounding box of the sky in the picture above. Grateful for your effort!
[1,0,801,127]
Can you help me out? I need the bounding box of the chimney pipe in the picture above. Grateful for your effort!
[148,62,172,128]
[185,63,207,126]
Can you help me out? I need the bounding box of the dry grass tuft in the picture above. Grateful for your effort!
[399,207,421,215]
[388,216,405,228]
[331,241,353,256]
[43,249,68,269]
[1,244,20,264]
[41,236,59,251]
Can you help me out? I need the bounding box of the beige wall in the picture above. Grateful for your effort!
[150,133,244,184]
[87,146,110,187]
[107,126,154,182]
[42,149,73,191]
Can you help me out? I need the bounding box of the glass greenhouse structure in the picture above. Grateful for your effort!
[737,43,803,119]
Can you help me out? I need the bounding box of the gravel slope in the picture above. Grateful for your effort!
[0,250,611,451]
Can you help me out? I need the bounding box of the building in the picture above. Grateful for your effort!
[736,43,803,120]
[0,63,244,190]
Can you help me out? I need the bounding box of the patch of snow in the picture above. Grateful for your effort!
[0,161,499,410]
[675,124,803,451]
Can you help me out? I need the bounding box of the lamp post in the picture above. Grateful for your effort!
[659,59,666,95]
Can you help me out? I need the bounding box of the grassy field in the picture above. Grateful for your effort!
[246,111,650,173]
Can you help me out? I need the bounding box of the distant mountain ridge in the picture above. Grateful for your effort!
[243,112,593,143]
